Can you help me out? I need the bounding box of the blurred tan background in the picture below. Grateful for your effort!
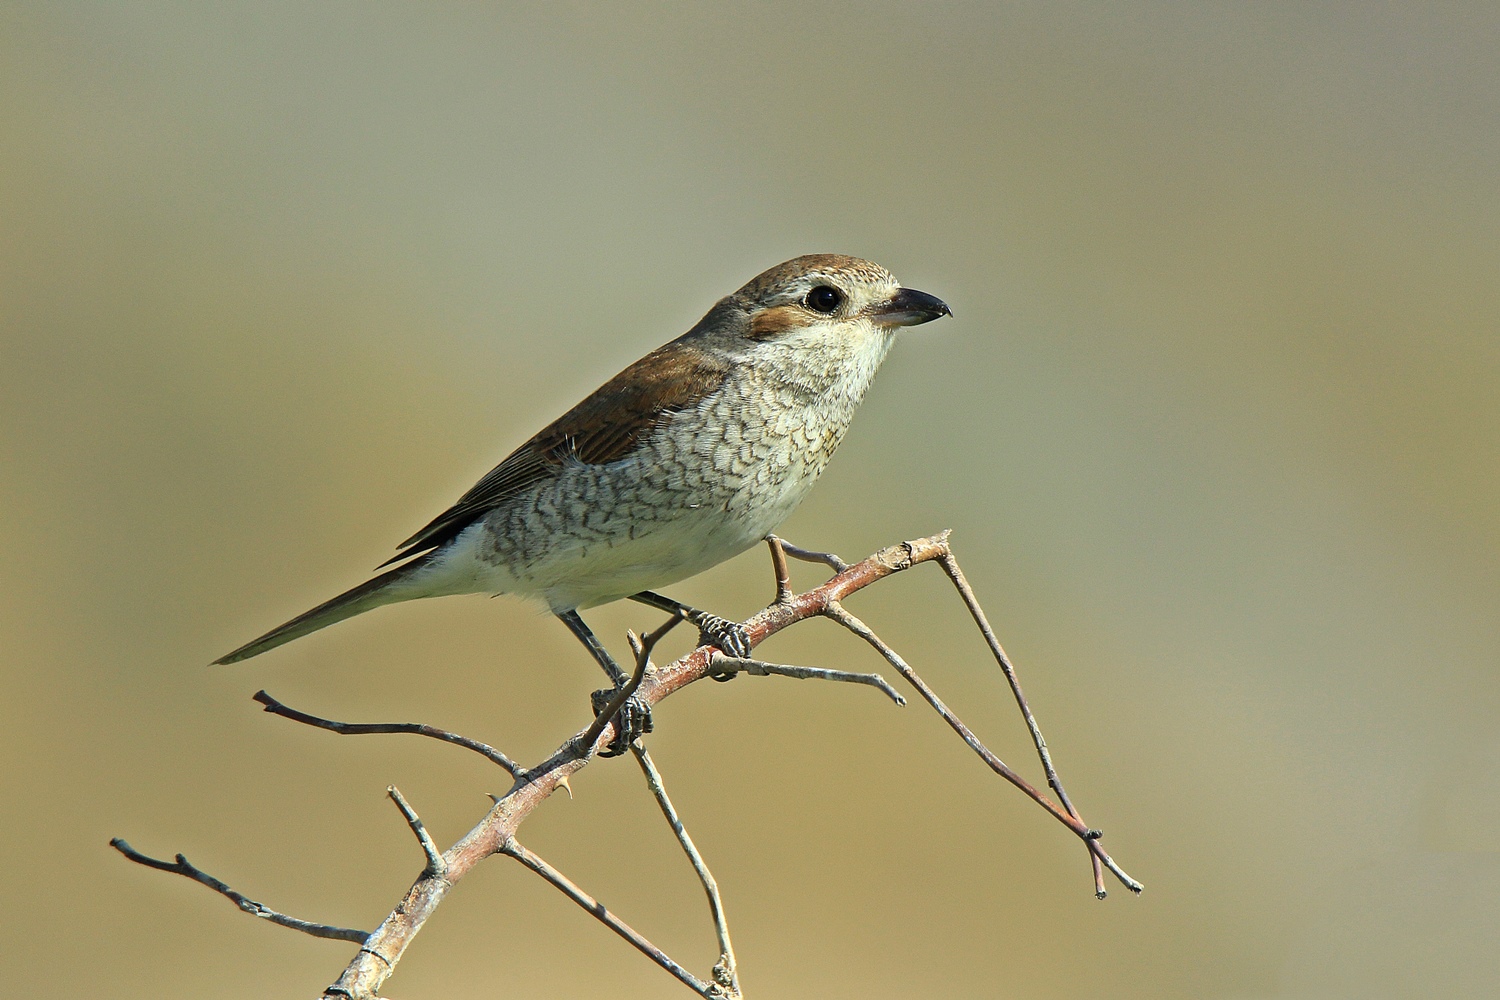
[4,3,1498,997]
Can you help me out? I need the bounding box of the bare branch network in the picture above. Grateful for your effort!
[113,531,1142,998]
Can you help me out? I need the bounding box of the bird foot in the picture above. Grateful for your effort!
[690,612,753,658]
[590,687,653,757]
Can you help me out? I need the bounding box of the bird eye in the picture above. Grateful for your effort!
[805,285,843,314]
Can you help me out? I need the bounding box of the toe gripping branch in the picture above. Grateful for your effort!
[590,686,653,757]
[629,591,754,659]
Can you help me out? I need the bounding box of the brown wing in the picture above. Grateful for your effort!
[381,339,732,566]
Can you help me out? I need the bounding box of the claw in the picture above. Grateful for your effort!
[692,612,753,658]
[590,687,654,756]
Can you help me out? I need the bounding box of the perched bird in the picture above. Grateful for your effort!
[215,254,950,717]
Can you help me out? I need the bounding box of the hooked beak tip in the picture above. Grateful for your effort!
[875,287,952,327]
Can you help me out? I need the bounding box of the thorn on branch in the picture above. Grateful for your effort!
[109,838,369,943]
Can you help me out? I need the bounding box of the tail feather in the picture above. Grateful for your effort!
[212,554,434,665]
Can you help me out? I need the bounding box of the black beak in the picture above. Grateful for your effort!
[874,287,952,327]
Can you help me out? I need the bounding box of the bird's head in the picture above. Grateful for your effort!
[679,255,950,366]
[729,254,951,351]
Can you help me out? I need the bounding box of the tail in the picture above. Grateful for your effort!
[212,554,436,664]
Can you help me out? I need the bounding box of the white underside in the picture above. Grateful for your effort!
[406,484,805,613]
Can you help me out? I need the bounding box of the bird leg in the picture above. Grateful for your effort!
[628,591,754,659]
[557,610,652,756]
[557,609,629,683]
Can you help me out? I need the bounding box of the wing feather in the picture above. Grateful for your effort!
[380,337,732,566]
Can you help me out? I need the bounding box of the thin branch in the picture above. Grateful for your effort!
[109,838,369,943]
[253,690,520,778]
[386,787,446,878]
[709,652,906,705]
[623,635,741,994]
[822,602,1142,894]
[763,534,794,604]
[500,839,719,998]
[632,745,740,997]
[639,612,686,654]
[773,535,850,574]
[937,552,1106,896]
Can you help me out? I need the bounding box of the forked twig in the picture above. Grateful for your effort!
[937,552,1107,895]
[763,534,794,604]
[822,602,1141,895]
[770,534,850,573]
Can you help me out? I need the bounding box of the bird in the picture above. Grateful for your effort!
[214,254,950,731]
